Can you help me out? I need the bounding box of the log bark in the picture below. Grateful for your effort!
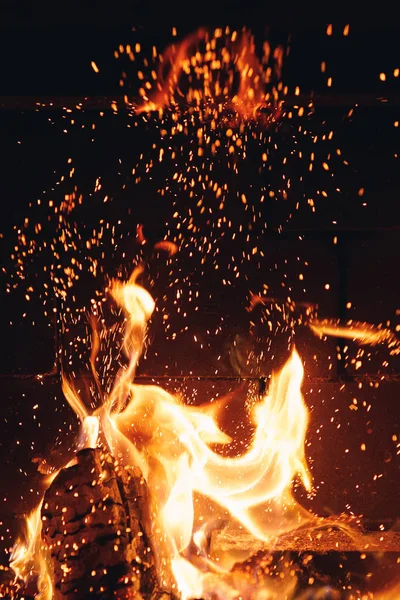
[41,448,175,600]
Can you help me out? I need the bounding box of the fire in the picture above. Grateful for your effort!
[10,273,400,598]
[309,318,400,354]
[79,271,312,597]
[10,273,314,598]
[134,27,283,122]
[4,23,399,600]
[10,500,53,600]
[104,347,311,597]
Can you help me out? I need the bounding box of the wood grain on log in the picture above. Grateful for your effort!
[41,448,175,600]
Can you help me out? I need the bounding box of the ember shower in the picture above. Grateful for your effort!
[1,25,400,600]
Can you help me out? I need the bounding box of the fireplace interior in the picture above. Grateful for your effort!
[0,12,399,600]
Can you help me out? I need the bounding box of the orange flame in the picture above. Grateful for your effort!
[10,488,56,599]
[135,27,283,121]
[107,349,312,598]
[91,275,313,597]
[373,582,400,600]
[13,274,399,597]
[309,318,400,354]
[16,273,311,598]
[154,240,179,255]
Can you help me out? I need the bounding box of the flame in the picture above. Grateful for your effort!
[20,274,311,598]
[373,582,400,600]
[134,27,283,122]
[106,267,155,413]
[310,318,400,354]
[95,276,313,598]
[154,240,179,255]
[10,499,54,600]
[78,415,100,449]
[12,274,399,598]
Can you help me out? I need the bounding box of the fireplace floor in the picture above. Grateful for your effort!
[209,526,400,599]
[1,531,399,599]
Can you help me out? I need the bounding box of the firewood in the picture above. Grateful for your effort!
[41,448,176,600]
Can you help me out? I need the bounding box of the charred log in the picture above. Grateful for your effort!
[41,448,175,600]
[5,450,399,600]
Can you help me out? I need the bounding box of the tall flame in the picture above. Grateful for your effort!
[16,272,399,598]
[92,274,313,597]
[11,272,314,598]
[107,350,311,598]
[10,497,54,600]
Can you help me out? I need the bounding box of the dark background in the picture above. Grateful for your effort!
[0,4,399,564]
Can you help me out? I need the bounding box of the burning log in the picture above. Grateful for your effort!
[8,274,399,600]
[41,447,175,600]
[211,524,400,559]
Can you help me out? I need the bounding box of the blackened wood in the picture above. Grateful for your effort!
[41,448,175,599]
[211,525,400,560]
